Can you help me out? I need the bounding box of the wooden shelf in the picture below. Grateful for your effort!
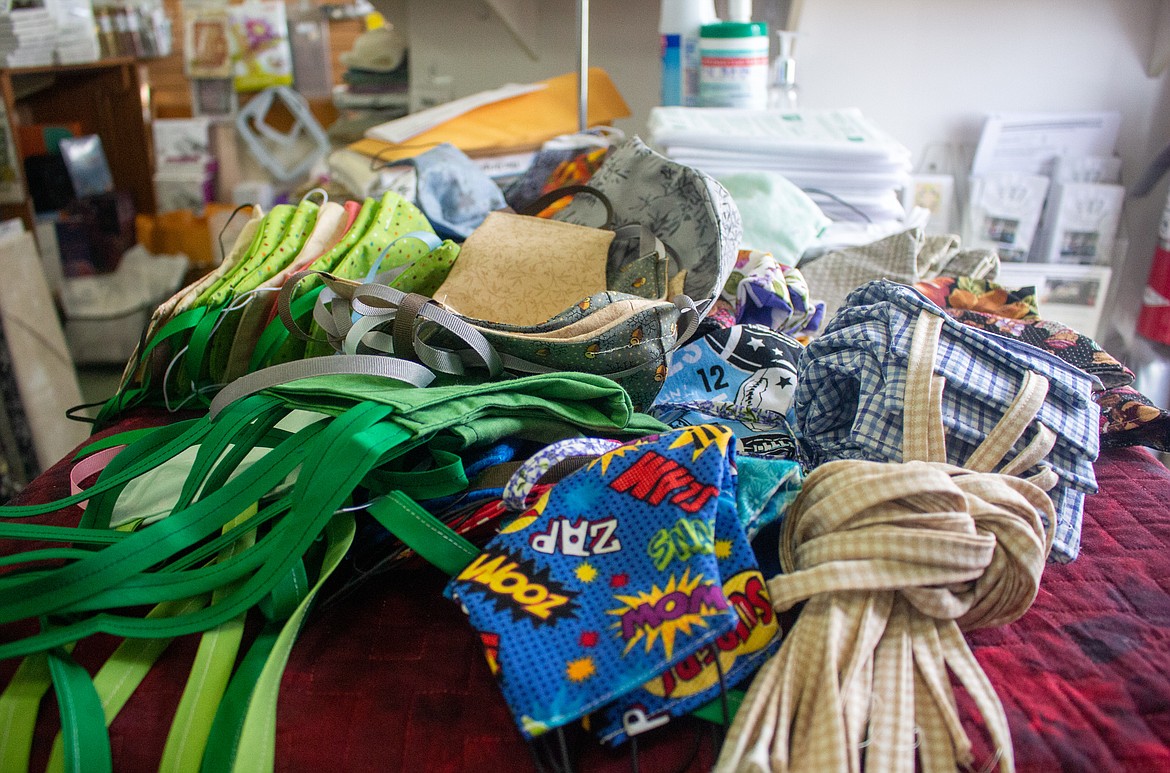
[0,58,156,234]
[1,55,138,78]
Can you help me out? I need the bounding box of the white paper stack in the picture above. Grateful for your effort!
[647,106,913,225]
[48,0,101,64]
[0,8,57,68]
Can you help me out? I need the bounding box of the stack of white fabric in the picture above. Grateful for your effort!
[647,106,913,227]
[0,8,56,68]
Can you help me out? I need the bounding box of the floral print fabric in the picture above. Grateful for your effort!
[914,276,1170,451]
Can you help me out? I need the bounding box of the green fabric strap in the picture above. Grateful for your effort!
[160,508,258,773]
[170,400,289,518]
[0,415,214,520]
[0,527,124,550]
[367,492,478,576]
[73,427,162,461]
[229,514,355,773]
[183,300,233,398]
[0,651,52,773]
[257,558,309,623]
[198,625,279,773]
[44,596,208,773]
[79,418,206,530]
[692,688,746,726]
[160,612,247,773]
[0,404,326,657]
[94,306,212,425]
[81,404,269,531]
[199,515,351,773]
[362,448,467,501]
[195,405,413,771]
[47,645,111,773]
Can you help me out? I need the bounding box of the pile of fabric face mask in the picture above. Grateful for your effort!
[447,424,794,746]
[101,138,743,424]
[0,129,1110,773]
[0,136,763,771]
[101,189,462,425]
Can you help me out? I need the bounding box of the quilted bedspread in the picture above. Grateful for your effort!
[2,415,1168,772]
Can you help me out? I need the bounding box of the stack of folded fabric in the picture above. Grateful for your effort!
[795,280,1100,562]
[50,0,101,64]
[332,24,410,112]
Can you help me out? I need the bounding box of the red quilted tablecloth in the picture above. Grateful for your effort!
[2,415,1168,772]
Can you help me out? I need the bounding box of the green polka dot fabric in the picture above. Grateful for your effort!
[198,204,297,308]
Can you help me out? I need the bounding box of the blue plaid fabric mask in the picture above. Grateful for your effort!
[796,280,1099,562]
[446,424,780,741]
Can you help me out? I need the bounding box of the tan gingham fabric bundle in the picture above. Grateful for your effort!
[716,310,1056,773]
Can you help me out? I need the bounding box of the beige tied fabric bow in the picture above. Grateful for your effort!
[717,310,1059,773]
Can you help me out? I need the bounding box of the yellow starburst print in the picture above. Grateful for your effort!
[714,539,733,560]
[588,443,641,475]
[606,569,725,660]
[566,656,596,682]
[576,562,598,583]
[522,716,550,737]
[499,514,537,534]
[668,424,734,462]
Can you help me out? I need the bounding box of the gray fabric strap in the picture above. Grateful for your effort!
[344,282,504,378]
[392,292,431,363]
[208,355,434,418]
[673,294,701,345]
[277,270,334,343]
[609,223,671,300]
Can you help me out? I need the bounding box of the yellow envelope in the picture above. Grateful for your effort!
[347,67,630,162]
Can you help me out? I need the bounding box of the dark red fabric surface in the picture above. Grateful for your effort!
[966,445,1170,772]
[2,417,1169,772]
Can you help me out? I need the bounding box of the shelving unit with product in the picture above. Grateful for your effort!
[0,57,156,235]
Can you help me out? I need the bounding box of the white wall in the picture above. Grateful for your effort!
[381,0,1170,356]
[397,0,661,137]
[794,0,1170,357]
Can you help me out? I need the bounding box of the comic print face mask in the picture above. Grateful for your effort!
[445,424,780,741]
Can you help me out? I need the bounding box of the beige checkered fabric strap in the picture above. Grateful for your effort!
[717,311,1059,773]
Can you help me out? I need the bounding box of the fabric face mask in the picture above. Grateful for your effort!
[590,481,784,746]
[446,424,775,741]
[651,324,806,462]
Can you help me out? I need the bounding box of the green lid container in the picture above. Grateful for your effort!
[700,21,767,37]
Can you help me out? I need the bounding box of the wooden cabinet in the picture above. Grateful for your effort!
[0,57,156,233]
